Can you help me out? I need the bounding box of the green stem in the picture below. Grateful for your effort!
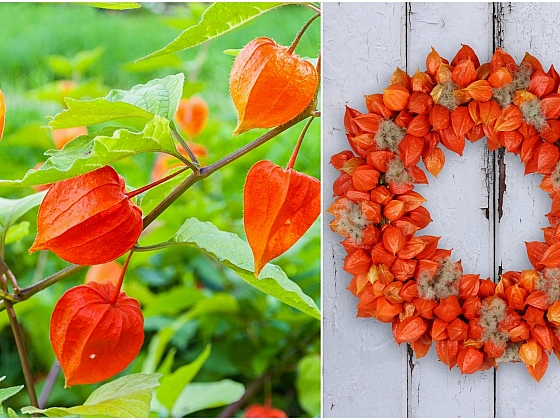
[13,265,84,304]
[287,12,320,55]
[142,173,197,229]
[287,117,315,170]
[0,256,19,293]
[171,127,201,170]
[132,242,169,253]
[0,101,317,312]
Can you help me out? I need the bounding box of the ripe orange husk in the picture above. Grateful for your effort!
[30,166,142,265]
[50,281,143,387]
[244,160,320,276]
[243,404,287,418]
[229,37,317,135]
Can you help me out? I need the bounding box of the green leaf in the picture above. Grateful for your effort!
[138,2,285,61]
[142,327,176,374]
[21,373,161,418]
[5,221,30,245]
[105,74,185,121]
[77,2,141,10]
[0,116,178,187]
[0,191,46,231]
[7,407,18,418]
[0,384,24,407]
[158,218,320,319]
[49,74,184,128]
[157,345,211,410]
[296,354,321,417]
[48,98,154,129]
[170,380,244,417]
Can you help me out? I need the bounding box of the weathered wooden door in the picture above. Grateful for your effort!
[323,2,560,417]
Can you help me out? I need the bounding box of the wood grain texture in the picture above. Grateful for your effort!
[495,3,560,416]
[406,3,494,416]
[322,3,407,418]
[323,2,560,417]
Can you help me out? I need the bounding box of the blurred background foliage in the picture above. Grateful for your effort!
[0,2,320,417]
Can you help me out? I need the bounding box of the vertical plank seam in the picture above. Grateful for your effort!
[491,2,507,418]
[404,2,411,417]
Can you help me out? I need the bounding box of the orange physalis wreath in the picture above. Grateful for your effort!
[328,45,560,382]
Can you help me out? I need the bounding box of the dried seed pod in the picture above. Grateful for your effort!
[229,37,318,136]
[30,166,142,265]
[50,281,144,386]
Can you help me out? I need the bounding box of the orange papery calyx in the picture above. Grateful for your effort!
[50,253,142,387]
[29,166,143,265]
[244,119,320,276]
[30,166,186,265]
[229,36,318,136]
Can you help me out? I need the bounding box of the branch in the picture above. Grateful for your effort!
[0,100,317,313]
[287,12,320,55]
[0,270,39,413]
[200,113,311,178]
[0,255,20,292]
[171,128,201,171]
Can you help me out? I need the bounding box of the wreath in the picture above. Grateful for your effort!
[328,44,560,382]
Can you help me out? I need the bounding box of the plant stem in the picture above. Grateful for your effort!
[109,251,133,305]
[287,12,320,55]
[0,255,19,292]
[300,2,321,14]
[9,264,85,306]
[38,360,60,409]
[200,114,309,178]
[171,127,201,170]
[0,99,317,312]
[287,117,315,170]
[142,173,197,229]
[218,373,270,418]
[0,272,39,413]
[126,167,189,199]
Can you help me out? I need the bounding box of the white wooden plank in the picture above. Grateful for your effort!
[496,3,560,416]
[322,2,408,417]
[406,3,495,417]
